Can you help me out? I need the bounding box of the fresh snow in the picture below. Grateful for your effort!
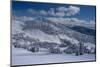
[25,29,61,44]
[23,29,79,45]
[12,20,24,34]
[84,43,95,50]
[59,34,79,45]
[11,17,96,66]
[12,47,95,66]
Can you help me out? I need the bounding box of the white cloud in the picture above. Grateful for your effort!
[46,17,88,25]
[48,8,56,16]
[66,6,80,16]
[46,17,95,29]
[70,18,86,23]
[46,17,76,24]
[26,5,80,17]
[89,20,95,24]
[55,12,65,17]
[56,7,67,12]
[55,5,80,17]
[13,16,35,21]
[39,10,48,15]
[27,8,37,15]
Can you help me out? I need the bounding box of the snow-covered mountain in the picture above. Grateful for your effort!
[12,16,96,50]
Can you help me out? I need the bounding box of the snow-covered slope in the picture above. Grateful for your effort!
[11,16,96,66]
[25,29,61,44]
[47,17,95,29]
[12,46,95,66]
[12,20,24,34]
[12,16,96,48]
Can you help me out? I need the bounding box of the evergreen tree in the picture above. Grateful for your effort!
[79,42,84,55]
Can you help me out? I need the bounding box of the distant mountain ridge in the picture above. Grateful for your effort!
[19,16,95,44]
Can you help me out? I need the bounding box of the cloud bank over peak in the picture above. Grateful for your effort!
[56,6,80,16]
[27,5,80,17]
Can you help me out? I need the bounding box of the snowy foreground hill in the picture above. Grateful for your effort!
[12,46,95,66]
[11,16,96,66]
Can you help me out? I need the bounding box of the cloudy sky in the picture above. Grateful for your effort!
[12,1,96,23]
